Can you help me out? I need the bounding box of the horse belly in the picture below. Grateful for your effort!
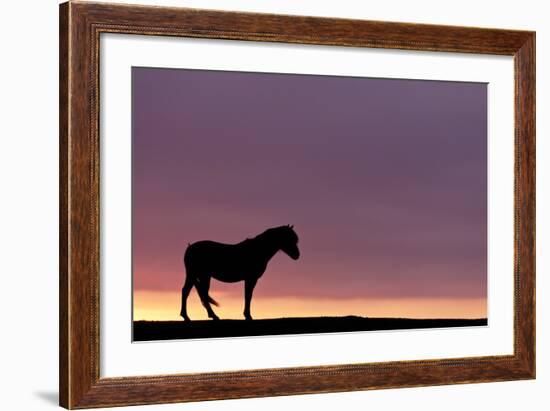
[211,270,243,283]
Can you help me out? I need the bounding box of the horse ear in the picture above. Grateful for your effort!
[290,224,294,229]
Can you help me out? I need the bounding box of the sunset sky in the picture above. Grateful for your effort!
[132,67,487,321]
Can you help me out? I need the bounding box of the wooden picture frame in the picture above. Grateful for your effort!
[59,1,535,408]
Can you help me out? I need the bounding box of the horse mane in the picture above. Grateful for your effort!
[234,226,298,249]
[253,225,298,243]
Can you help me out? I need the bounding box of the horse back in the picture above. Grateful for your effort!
[184,240,262,281]
[185,240,238,268]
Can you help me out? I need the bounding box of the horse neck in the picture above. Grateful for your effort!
[253,233,282,262]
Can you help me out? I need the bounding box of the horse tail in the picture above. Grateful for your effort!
[194,279,220,307]
[184,242,220,307]
[207,294,220,307]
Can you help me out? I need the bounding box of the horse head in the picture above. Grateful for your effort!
[276,224,300,260]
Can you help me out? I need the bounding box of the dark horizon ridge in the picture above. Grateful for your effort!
[133,316,488,341]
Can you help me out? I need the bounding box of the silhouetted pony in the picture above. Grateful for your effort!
[180,225,300,321]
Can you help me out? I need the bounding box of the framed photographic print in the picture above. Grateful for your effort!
[59,1,535,409]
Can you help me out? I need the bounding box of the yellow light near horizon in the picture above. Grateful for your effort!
[133,290,487,322]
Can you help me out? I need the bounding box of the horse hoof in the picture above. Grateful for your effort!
[210,315,220,321]
[181,314,191,321]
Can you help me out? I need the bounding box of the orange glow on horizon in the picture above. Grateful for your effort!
[134,290,487,321]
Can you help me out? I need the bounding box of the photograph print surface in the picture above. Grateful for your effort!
[132,67,487,341]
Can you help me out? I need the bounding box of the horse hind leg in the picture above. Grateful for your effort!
[180,274,194,321]
[195,277,219,320]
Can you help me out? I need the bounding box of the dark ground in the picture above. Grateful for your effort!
[133,316,488,341]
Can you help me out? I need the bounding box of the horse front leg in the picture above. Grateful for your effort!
[244,278,257,320]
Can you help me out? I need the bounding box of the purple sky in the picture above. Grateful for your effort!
[132,67,487,302]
